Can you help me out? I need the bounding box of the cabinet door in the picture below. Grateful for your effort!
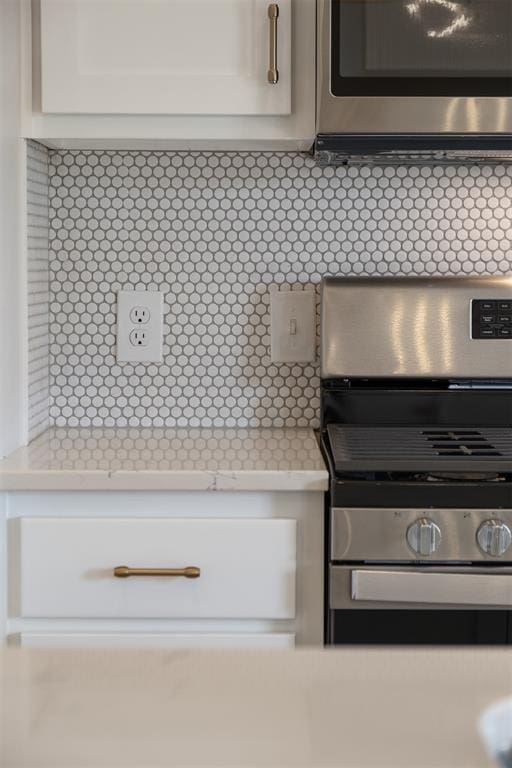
[40,0,291,115]
[19,632,295,649]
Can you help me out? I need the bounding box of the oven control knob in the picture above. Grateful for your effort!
[406,518,441,557]
[477,520,512,557]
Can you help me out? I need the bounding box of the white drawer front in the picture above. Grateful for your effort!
[18,518,296,619]
[18,632,295,649]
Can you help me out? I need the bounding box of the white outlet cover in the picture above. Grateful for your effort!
[270,291,316,363]
[117,291,163,363]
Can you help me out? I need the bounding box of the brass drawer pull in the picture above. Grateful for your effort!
[267,3,279,84]
[114,566,200,579]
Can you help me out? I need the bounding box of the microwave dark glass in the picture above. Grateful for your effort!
[331,0,512,96]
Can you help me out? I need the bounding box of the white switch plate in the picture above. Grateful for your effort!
[270,291,316,363]
[117,291,163,363]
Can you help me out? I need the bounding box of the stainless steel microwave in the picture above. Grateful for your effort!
[316,0,512,163]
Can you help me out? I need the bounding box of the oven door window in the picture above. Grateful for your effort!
[331,0,512,96]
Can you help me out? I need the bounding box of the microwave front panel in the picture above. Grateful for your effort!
[317,0,512,134]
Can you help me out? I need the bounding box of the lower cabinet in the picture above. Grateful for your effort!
[5,490,324,648]
[19,632,295,649]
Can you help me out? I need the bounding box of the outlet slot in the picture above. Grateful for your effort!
[130,306,150,325]
[130,329,148,347]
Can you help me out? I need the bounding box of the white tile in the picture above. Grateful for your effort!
[27,140,49,442]
[47,151,512,428]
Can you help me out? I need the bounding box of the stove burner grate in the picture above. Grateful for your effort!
[421,430,501,457]
[327,425,512,473]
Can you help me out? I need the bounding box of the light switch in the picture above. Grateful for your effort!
[270,291,316,363]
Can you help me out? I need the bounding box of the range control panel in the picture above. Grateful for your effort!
[472,299,512,339]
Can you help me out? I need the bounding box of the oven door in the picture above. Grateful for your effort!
[329,565,512,645]
[317,0,512,135]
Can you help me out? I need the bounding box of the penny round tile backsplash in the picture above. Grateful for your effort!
[47,151,512,428]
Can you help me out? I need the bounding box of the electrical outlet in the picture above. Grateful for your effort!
[130,329,149,347]
[130,306,150,325]
[270,290,316,363]
[117,291,163,363]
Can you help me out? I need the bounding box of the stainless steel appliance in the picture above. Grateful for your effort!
[316,0,512,164]
[320,276,512,644]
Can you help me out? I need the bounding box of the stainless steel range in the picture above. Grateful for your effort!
[320,276,512,645]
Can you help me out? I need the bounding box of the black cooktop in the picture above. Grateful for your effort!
[327,424,512,473]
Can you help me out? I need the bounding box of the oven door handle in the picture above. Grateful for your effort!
[352,569,512,607]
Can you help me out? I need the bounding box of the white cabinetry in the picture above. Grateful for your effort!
[23,0,315,149]
[4,490,323,648]
[19,632,295,648]
[19,517,296,619]
[40,0,291,116]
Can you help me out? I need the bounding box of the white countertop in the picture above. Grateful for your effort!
[0,427,328,492]
[2,647,511,767]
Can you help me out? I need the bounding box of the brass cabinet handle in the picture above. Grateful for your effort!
[267,3,279,84]
[114,566,200,579]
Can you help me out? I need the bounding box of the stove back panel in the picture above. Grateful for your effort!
[321,276,512,379]
[321,387,512,427]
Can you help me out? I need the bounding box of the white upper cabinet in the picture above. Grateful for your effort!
[40,0,291,116]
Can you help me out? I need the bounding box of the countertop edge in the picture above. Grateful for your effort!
[0,468,329,492]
